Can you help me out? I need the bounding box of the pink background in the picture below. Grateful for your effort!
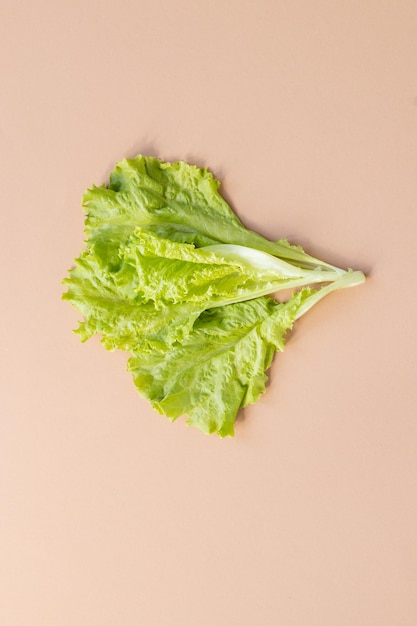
[1,1,417,624]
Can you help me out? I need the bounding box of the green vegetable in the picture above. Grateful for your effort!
[84,155,346,271]
[128,293,310,437]
[64,155,365,436]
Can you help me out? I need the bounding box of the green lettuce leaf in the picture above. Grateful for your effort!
[84,155,345,272]
[63,226,359,354]
[128,289,313,437]
[118,227,346,307]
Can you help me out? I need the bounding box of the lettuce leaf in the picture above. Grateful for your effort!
[126,271,364,437]
[118,228,347,306]
[128,290,313,437]
[63,227,359,353]
[84,155,345,272]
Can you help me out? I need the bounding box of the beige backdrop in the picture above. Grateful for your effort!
[1,1,416,625]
